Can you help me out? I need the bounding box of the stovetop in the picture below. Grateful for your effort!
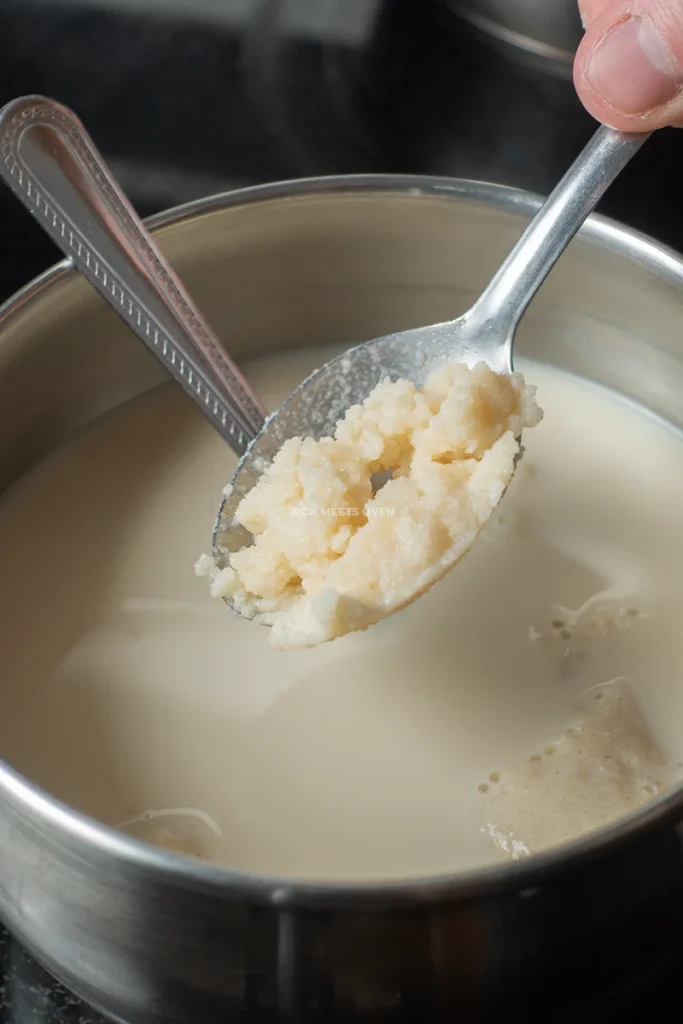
[1,1,683,1020]
[0,933,100,1024]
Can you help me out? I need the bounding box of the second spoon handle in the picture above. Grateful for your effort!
[0,95,266,457]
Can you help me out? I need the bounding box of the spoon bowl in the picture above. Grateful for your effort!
[211,315,510,568]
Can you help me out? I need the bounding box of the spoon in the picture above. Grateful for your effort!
[0,95,649,625]
[0,95,267,456]
[212,122,650,591]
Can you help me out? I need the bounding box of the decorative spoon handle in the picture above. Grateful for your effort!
[0,95,266,456]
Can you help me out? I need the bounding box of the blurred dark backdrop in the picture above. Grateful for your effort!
[1,0,682,305]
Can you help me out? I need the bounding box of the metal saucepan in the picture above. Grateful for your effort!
[446,0,584,72]
[1,177,683,1022]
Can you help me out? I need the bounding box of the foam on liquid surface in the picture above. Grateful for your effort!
[0,347,682,879]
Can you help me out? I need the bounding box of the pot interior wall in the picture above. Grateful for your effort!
[1,188,682,500]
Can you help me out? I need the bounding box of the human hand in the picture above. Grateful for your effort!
[574,1,683,130]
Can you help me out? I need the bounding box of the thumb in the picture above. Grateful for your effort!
[574,0,683,130]
[578,0,612,27]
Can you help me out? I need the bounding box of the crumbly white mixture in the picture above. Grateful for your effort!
[200,361,542,649]
[476,680,675,860]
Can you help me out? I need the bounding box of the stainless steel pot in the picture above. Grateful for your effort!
[446,0,584,72]
[2,177,683,1023]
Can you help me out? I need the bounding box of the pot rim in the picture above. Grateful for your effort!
[2,171,683,910]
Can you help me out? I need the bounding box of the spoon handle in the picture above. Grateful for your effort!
[470,124,651,344]
[0,95,266,457]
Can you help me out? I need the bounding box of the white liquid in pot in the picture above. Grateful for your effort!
[1,347,683,880]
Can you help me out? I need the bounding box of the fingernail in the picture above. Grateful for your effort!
[587,15,680,114]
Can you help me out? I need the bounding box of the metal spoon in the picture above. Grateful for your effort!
[0,95,649,626]
[0,95,267,456]
[212,122,649,590]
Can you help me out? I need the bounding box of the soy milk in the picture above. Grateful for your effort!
[0,346,682,879]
